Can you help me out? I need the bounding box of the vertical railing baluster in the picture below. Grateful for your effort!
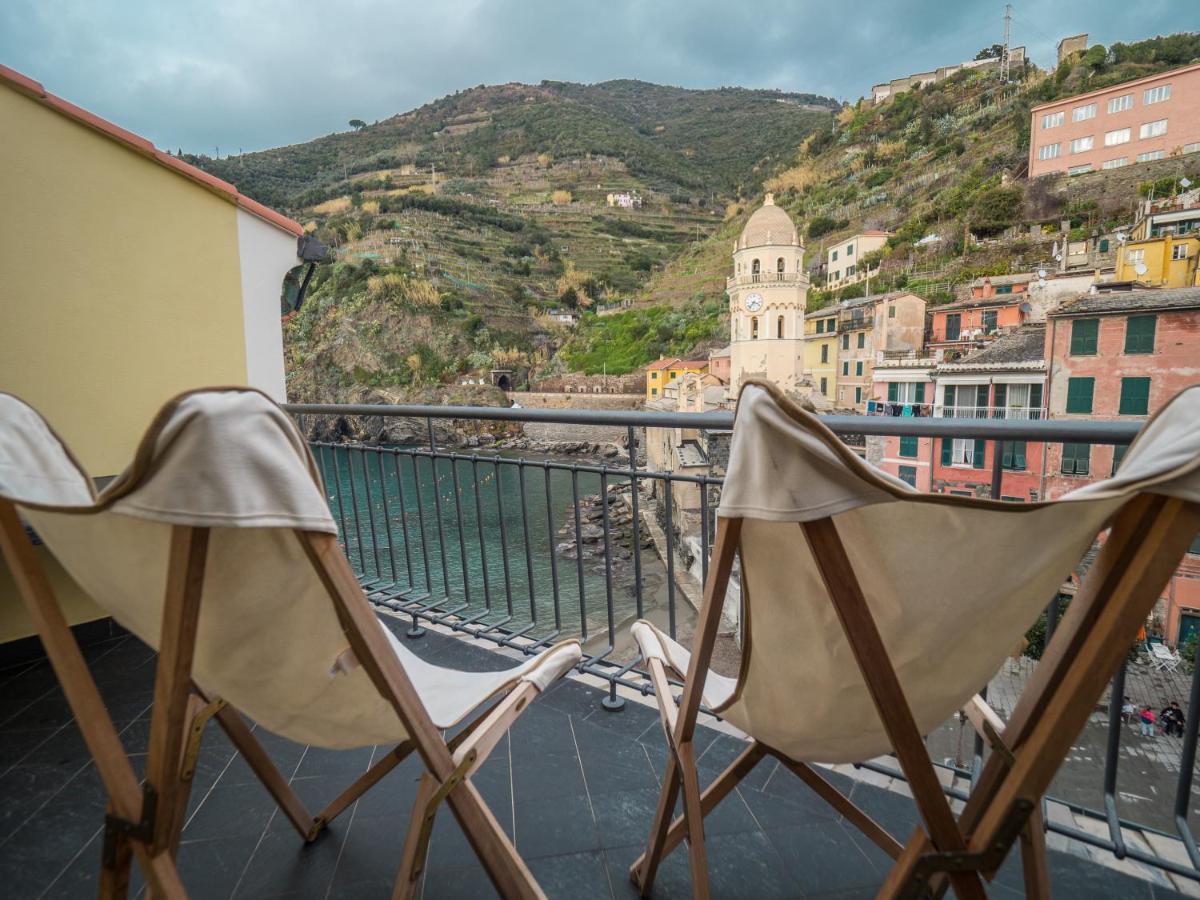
[627,425,644,619]
[407,450,432,638]
[471,455,491,615]
[1174,643,1200,870]
[449,450,472,607]
[599,465,623,711]
[699,482,710,589]
[427,418,450,600]
[571,469,587,641]
[543,462,562,632]
[390,451,415,590]
[664,477,677,639]
[494,459,514,618]
[357,448,384,585]
[376,450,400,588]
[1104,658,1128,858]
[518,460,537,630]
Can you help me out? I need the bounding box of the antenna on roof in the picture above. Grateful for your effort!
[1000,4,1013,84]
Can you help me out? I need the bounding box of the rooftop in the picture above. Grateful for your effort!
[0,64,302,238]
[1050,287,1200,317]
[0,621,1183,899]
[940,324,1046,370]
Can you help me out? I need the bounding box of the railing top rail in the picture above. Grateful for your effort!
[284,402,1142,444]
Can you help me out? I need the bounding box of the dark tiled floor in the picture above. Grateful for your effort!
[0,619,1186,898]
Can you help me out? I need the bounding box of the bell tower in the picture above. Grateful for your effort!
[728,194,809,392]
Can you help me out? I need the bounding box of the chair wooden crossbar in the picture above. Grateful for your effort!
[630,493,1200,899]
[0,502,548,900]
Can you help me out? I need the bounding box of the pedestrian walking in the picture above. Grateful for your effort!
[1140,705,1158,737]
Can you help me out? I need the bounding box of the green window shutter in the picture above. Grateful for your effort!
[842,334,849,349]
[972,439,986,469]
[994,384,1007,409]
[1111,444,1128,475]
[1065,377,1094,414]
[842,362,849,376]
[857,332,865,348]
[1118,377,1150,415]
[887,382,898,402]
[1030,383,1043,410]
[941,438,952,466]
[976,385,989,410]
[1124,315,1156,354]
[945,314,961,341]
[944,385,956,406]
[899,435,918,457]
[1070,319,1099,355]
[856,361,864,376]
[1002,442,1013,468]
[1062,443,1092,475]
[915,382,926,403]
[1003,441,1027,470]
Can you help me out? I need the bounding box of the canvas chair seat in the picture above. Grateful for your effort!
[633,382,1200,765]
[0,390,581,748]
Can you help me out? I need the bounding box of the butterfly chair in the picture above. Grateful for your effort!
[0,388,581,899]
[629,379,1200,900]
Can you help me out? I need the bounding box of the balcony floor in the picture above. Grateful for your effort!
[0,618,1185,899]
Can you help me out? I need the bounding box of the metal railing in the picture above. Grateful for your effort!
[933,405,1047,420]
[284,400,1200,885]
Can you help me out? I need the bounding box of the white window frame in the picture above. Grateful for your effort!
[1038,143,1061,161]
[1041,111,1064,129]
[1072,103,1097,122]
[1185,143,1200,154]
[950,438,976,467]
[1127,248,1145,264]
[1102,157,1127,170]
[1140,119,1168,139]
[1069,136,1094,154]
[1173,244,1191,261]
[1137,150,1165,162]
[1144,84,1171,105]
[1068,164,1093,176]
[1108,94,1133,113]
[890,381,924,404]
[1104,128,1130,146]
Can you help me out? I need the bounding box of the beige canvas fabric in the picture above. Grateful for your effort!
[634,380,1200,764]
[0,389,579,749]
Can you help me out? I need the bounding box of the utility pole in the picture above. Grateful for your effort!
[1000,3,1013,84]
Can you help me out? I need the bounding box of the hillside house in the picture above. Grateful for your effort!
[803,308,840,401]
[869,46,1027,105]
[868,356,936,490]
[1115,190,1200,288]
[606,191,642,209]
[707,345,731,384]
[644,357,707,400]
[825,231,889,290]
[834,291,925,410]
[1028,61,1200,178]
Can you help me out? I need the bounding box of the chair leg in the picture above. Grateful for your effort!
[448,781,544,900]
[678,740,712,900]
[394,773,439,900]
[99,804,134,900]
[213,703,319,841]
[317,742,414,832]
[630,753,684,897]
[1019,806,1051,900]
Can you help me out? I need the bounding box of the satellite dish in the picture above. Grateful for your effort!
[1116,232,1128,243]
[1135,262,1148,276]
[1089,285,1098,295]
[1182,177,1193,188]
[1037,269,1047,279]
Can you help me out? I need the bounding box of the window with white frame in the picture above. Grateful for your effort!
[889,382,924,403]
[1068,164,1093,176]
[1144,85,1171,104]
[1108,94,1133,113]
[1127,248,1145,264]
[1137,150,1165,162]
[1102,157,1127,169]
[1038,143,1060,160]
[949,439,976,466]
[1104,128,1130,146]
[1041,111,1064,129]
[1185,143,1200,154]
[1069,136,1094,154]
[1174,244,1191,260]
[1072,103,1097,122]
[1140,119,1168,139]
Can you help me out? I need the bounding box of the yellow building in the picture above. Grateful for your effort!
[645,357,708,400]
[1115,235,1200,288]
[0,64,312,642]
[803,308,839,401]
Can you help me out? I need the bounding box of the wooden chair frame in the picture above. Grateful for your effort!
[630,494,1200,899]
[0,501,548,900]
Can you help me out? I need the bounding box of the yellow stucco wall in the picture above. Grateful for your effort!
[804,314,839,399]
[1115,236,1200,289]
[0,83,252,642]
[0,83,249,478]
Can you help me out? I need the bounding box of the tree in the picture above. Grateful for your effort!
[975,44,1004,60]
[348,119,367,131]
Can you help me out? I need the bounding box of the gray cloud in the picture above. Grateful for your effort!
[0,0,1183,154]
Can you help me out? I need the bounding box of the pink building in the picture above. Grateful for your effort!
[707,346,731,384]
[1028,62,1200,178]
[1044,287,1200,642]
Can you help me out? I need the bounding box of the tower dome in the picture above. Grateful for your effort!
[739,193,798,249]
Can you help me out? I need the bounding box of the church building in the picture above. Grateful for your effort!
[727,194,809,392]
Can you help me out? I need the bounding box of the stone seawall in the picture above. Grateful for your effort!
[510,392,644,444]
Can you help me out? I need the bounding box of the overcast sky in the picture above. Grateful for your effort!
[0,1,1184,155]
